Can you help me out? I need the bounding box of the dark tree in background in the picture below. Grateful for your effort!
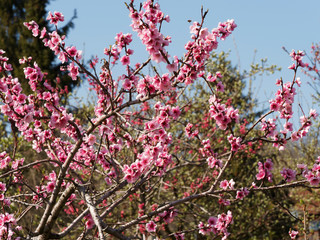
[0,0,78,94]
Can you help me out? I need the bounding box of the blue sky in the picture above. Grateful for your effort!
[48,0,320,125]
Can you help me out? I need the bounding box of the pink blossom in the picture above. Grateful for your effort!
[220,179,235,190]
[3,62,12,71]
[46,181,55,192]
[256,170,265,181]
[185,123,198,138]
[291,131,300,141]
[207,156,222,169]
[236,188,249,200]
[264,159,273,170]
[49,171,56,181]
[280,168,296,182]
[284,122,293,131]
[309,109,318,119]
[308,176,320,186]
[216,71,222,78]
[0,182,6,192]
[67,62,79,80]
[67,46,78,57]
[86,218,95,229]
[120,55,130,65]
[269,101,280,111]
[288,63,296,70]
[256,160,273,182]
[228,179,235,189]
[297,163,307,170]
[174,233,185,240]
[146,220,157,232]
[289,229,298,239]
[47,11,64,25]
[227,134,242,152]
[170,106,181,120]
[220,180,229,190]
[208,216,217,227]
[40,27,47,38]
[166,62,178,72]
[84,134,96,146]
[236,190,245,200]
[0,81,7,92]
[216,81,224,92]
[207,73,217,82]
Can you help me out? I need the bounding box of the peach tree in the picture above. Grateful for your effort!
[0,1,318,239]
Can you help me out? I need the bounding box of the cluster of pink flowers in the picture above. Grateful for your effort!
[46,171,57,193]
[158,207,177,224]
[256,159,273,182]
[0,182,10,206]
[235,187,250,200]
[129,0,171,64]
[198,211,233,240]
[0,75,36,134]
[25,12,82,82]
[23,62,45,90]
[185,123,199,138]
[46,11,64,25]
[207,155,222,169]
[200,138,213,156]
[227,134,242,152]
[209,95,239,130]
[264,50,317,150]
[260,118,277,138]
[280,168,296,182]
[0,152,11,169]
[220,180,249,200]
[269,80,296,120]
[206,71,222,83]
[23,20,42,38]
[176,20,236,86]
[0,180,19,239]
[300,156,320,185]
[220,179,235,190]
[104,32,133,65]
[206,72,225,92]
[173,232,185,240]
[289,49,306,68]
[304,43,320,80]
[218,195,231,206]
[135,73,174,100]
[0,212,19,240]
[123,103,179,182]
[0,44,97,237]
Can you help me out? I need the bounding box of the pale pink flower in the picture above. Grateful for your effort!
[0,182,6,192]
[67,46,77,57]
[46,181,55,192]
[120,55,130,65]
[86,218,94,229]
[220,180,229,190]
[146,220,157,232]
[289,229,298,239]
[67,62,79,80]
